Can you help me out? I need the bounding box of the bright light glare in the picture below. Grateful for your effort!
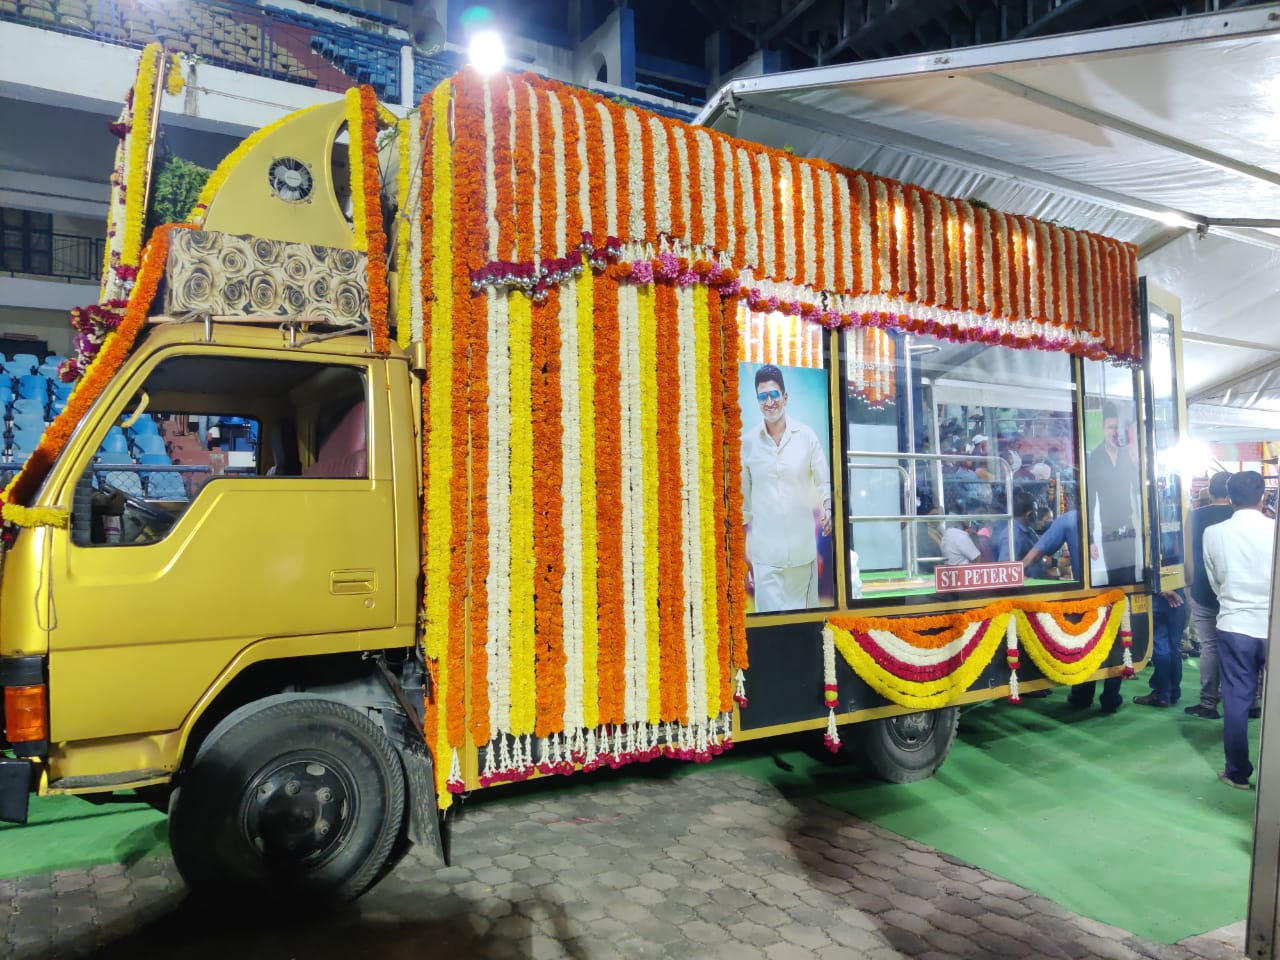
[1154,209,1195,229]
[469,30,505,74]
[1159,437,1213,479]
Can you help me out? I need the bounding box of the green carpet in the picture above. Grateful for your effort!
[0,660,1256,945]
[718,662,1258,946]
[0,793,166,879]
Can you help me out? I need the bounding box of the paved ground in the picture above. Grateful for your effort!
[0,761,1248,960]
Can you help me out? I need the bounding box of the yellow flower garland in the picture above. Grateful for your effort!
[694,284,720,720]
[828,614,1013,711]
[344,88,368,253]
[508,290,536,737]
[1013,604,1124,686]
[576,265,600,731]
[637,284,661,724]
[1,504,69,529]
[164,53,184,96]
[395,116,413,349]
[121,47,161,274]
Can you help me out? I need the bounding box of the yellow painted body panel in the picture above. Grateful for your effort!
[0,527,51,658]
[201,100,356,249]
[28,324,417,751]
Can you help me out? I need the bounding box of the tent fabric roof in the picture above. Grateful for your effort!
[696,4,1280,440]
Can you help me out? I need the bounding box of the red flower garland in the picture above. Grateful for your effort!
[655,281,688,723]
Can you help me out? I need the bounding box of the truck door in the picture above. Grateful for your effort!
[45,350,399,744]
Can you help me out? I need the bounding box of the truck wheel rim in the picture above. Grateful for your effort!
[241,753,357,869]
[885,712,937,752]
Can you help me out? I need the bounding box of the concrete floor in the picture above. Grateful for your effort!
[0,763,1249,960]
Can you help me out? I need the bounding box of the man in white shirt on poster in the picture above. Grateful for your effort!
[741,364,833,613]
[1203,470,1276,789]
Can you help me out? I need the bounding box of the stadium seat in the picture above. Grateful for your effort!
[10,398,43,421]
[145,471,188,500]
[11,428,43,455]
[138,453,172,466]
[9,354,38,375]
[10,408,44,432]
[51,379,74,401]
[97,451,134,465]
[16,375,47,402]
[133,434,167,456]
[128,416,161,438]
[101,428,129,454]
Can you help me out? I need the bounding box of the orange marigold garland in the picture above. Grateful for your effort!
[593,269,626,725]
[706,284,735,713]
[456,75,492,750]
[655,281,688,722]
[355,86,391,354]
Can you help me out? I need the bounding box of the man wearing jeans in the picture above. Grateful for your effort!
[1186,471,1234,719]
[1203,471,1275,789]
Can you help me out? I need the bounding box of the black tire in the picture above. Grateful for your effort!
[854,707,959,784]
[168,695,405,906]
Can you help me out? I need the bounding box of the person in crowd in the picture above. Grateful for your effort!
[740,364,833,613]
[1133,588,1189,708]
[1203,471,1275,789]
[1186,471,1235,719]
[1021,501,1081,582]
[991,490,1043,576]
[1087,401,1141,584]
[939,519,981,566]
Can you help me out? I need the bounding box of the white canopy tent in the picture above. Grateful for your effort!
[695,3,1280,444]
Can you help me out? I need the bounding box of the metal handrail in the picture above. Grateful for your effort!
[845,449,1017,577]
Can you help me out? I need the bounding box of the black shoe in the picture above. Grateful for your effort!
[1100,703,1122,715]
[1022,689,1051,699]
[1066,699,1093,710]
[1250,707,1262,720]
[1185,705,1221,719]
[1133,694,1169,707]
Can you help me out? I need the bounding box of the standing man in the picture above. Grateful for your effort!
[1203,471,1275,789]
[741,364,833,613]
[1087,401,1141,585]
[1186,471,1235,719]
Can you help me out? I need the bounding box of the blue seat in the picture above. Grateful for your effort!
[51,380,74,401]
[97,451,134,465]
[134,434,167,456]
[11,428,42,455]
[128,416,161,438]
[10,409,43,432]
[138,453,172,466]
[49,396,68,417]
[16,375,46,402]
[145,472,188,500]
[10,398,43,421]
[101,429,129,455]
[0,374,12,399]
[8,354,38,376]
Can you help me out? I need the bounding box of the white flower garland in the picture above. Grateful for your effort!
[506,81,519,262]
[526,83,542,265]
[739,148,759,267]
[780,155,796,281]
[677,284,706,727]
[624,109,646,242]
[617,282,644,726]
[408,111,425,342]
[595,101,618,238]
[559,278,585,736]
[649,115,672,237]
[483,79,499,261]
[835,173,853,293]
[486,288,513,750]
[548,90,567,259]
[697,129,716,249]
[801,163,817,288]
[574,99,590,240]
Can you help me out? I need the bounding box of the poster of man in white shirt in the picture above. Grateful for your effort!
[739,363,834,613]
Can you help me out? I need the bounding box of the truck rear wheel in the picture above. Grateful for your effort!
[855,707,959,784]
[169,695,405,905]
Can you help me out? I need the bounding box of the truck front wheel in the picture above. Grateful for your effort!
[855,707,959,784]
[169,695,405,905]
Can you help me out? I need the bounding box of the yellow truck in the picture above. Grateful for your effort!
[0,48,1174,904]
